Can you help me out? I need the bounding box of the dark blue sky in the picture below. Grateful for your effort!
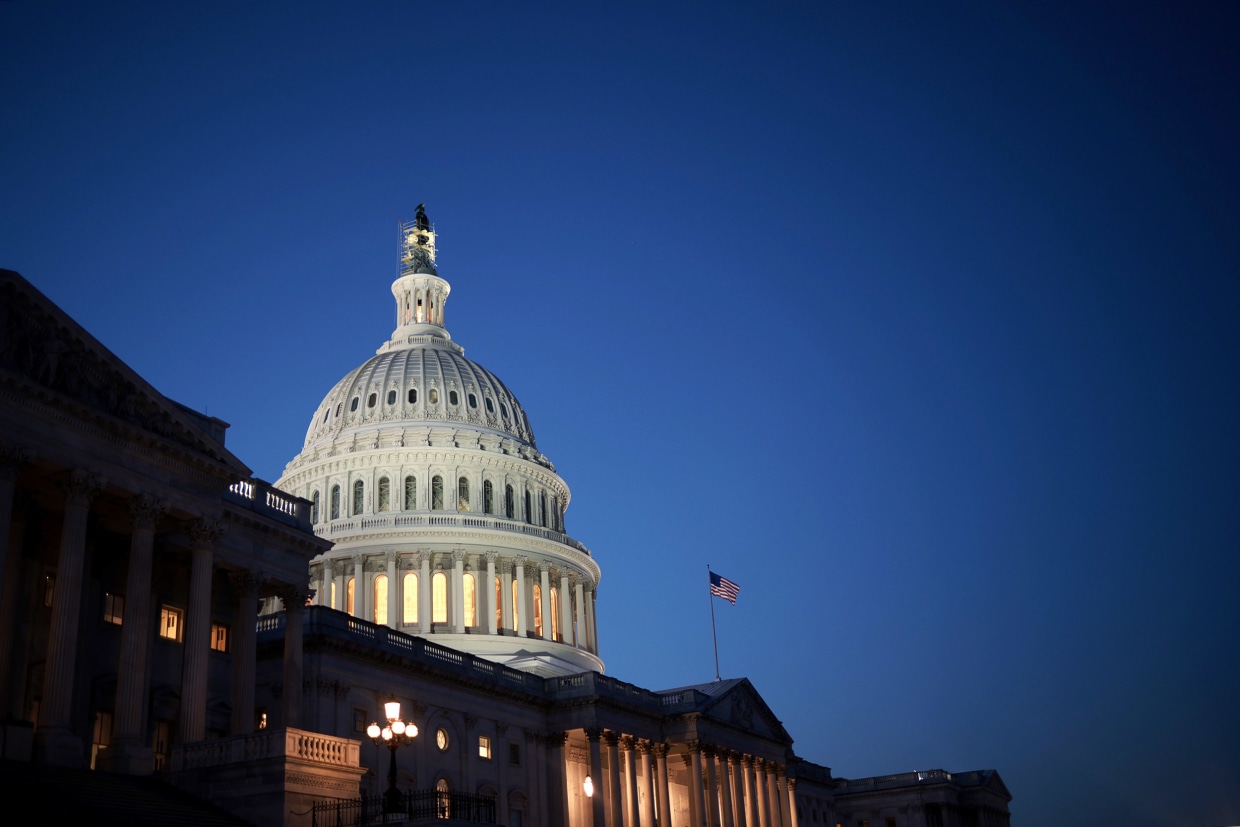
[3,3,1238,824]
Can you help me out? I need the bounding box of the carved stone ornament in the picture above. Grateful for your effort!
[0,443,33,479]
[277,584,314,610]
[61,469,104,505]
[188,517,224,550]
[129,493,168,530]
[228,569,263,598]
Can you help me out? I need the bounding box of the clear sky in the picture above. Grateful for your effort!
[3,2,1238,824]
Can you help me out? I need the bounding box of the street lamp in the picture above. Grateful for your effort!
[367,700,419,813]
[583,775,594,798]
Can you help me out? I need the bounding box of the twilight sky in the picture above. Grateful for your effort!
[3,2,1238,824]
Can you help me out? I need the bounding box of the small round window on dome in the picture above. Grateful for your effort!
[408,388,417,404]
[350,397,359,412]
[367,393,377,408]
[429,388,439,405]
[387,390,396,405]
[468,393,477,409]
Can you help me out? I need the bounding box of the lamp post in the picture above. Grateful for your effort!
[367,700,418,813]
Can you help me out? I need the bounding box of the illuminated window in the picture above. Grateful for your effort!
[403,572,418,624]
[437,729,449,751]
[330,580,337,610]
[374,574,389,625]
[479,735,492,759]
[103,592,124,625]
[432,475,444,510]
[458,477,470,511]
[505,485,515,519]
[210,623,229,652]
[408,388,418,404]
[346,577,355,615]
[377,477,390,512]
[387,390,396,405]
[256,710,268,730]
[404,475,416,510]
[449,390,459,406]
[330,485,340,520]
[353,480,364,515]
[436,777,451,818]
[511,580,519,631]
[433,572,447,623]
[463,573,476,627]
[91,710,112,770]
[484,480,494,514]
[311,490,320,523]
[159,606,183,642]
[429,388,439,405]
[495,577,502,630]
[550,587,560,641]
[533,584,543,638]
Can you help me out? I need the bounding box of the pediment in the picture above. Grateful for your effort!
[0,270,246,474]
[693,679,791,745]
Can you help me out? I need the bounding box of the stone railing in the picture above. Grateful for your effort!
[170,727,360,772]
[226,478,313,530]
[316,512,590,555]
[839,769,955,793]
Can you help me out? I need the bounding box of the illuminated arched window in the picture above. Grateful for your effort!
[511,580,519,632]
[431,476,444,510]
[495,576,502,630]
[483,480,494,514]
[505,485,515,520]
[463,573,476,627]
[311,490,320,523]
[404,475,416,510]
[352,480,364,515]
[533,584,543,638]
[374,574,388,625]
[377,477,390,512]
[346,577,355,616]
[403,572,418,624]
[550,587,560,641]
[330,485,340,520]
[432,571,447,624]
[458,477,470,511]
[436,778,451,818]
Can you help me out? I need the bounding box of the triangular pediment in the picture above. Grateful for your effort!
[658,678,792,745]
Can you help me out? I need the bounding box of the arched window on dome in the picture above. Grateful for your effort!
[532,584,543,638]
[429,388,439,405]
[408,388,418,404]
[458,477,470,512]
[463,573,476,628]
[431,476,444,510]
[550,587,560,641]
[311,490,320,524]
[374,574,388,626]
[367,392,377,408]
[403,572,417,625]
[432,571,447,624]
[377,477,390,512]
[505,485,515,520]
[539,491,547,527]
[387,389,396,405]
[350,397,359,412]
[404,476,416,510]
[494,576,502,631]
[352,480,364,515]
[346,577,355,616]
[483,480,494,514]
[468,393,478,409]
[485,397,494,414]
[330,485,341,520]
[523,490,532,524]
[449,390,459,406]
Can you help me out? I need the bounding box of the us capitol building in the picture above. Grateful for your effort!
[0,206,1012,827]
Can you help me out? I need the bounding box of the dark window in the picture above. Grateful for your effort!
[387,390,396,405]
[404,476,416,510]
[352,480,364,515]
[350,397,359,412]
[377,477,390,512]
[500,403,509,420]
[336,403,342,416]
[311,490,320,523]
[431,476,444,510]
[509,743,521,765]
[485,397,494,413]
[539,491,547,527]
[367,392,377,408]
[483,480,494,514]
[408,388,418,404]
[468,393,478,408]
[449,390,459,406]
[331,485,341,520]
[505,485,515,520]
[523,490,531,523]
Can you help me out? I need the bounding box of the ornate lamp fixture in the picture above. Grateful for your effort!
[367,699,419,812]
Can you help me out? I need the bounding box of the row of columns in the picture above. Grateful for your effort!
[313,551,599,653]
[0,450,309,771]
[581,729,799,827]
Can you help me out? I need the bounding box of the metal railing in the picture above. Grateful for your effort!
[312,789,497,826]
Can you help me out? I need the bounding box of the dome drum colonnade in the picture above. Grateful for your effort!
[276,209,602,676]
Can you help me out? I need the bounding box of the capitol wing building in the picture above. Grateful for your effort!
[0,207,1012,827]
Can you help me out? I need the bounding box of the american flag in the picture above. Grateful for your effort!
[709,571,740,604]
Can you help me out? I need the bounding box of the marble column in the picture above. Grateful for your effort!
[622,736,639,827]
[452,550,465,633]
[351,554,365,618]
[386,552,398,627]
[586,587,597,653]
[785,777,799,827]
[690,745,707,827]
[539,564,552,639]
[500,559,514,632]
[587,728,607,827]
[704,746,721,826]
[417,552,431,630]
[106,494,166,772]
[485,552,498,634]
[574,577,586,648]
[639,741,656,827]
[180,518,221,744]
[547,731,570,825]
[719,751,736,827]
[654,743,672,827]
[0,445,31,698]
[766,763,781,827]
[731,754,748,827]
[742,756,756,827]
[605,731,623,827]
[755,760,769,827]
[515,556,528,637]
[229,569,260,735]
[280,585,309,729]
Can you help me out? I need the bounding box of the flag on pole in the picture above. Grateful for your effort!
[709,571,740,604]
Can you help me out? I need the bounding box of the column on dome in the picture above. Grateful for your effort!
[622,736,639,827]
[605,732,623,827]
[419,552,431,631]
[639,741,656,827]
[180,518,222,744]
[515,556,528,637]
[107,493,166,772]
[560,570,574,645]
[500,558,514,632]
[586,586,598,654]
[575,578,587,649]
[539,564,552,640]
[654,743,672,827]
[229,569,261,735]
[452,551,465,633]
[386,552,398,626]
[704,745,721,826]
[485,552,498,635]
[586,728,607,827]
[281,584,310,729]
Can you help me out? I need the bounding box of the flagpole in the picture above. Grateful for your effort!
[708,564,721,682]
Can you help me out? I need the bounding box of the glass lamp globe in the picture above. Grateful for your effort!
[366,723,381,739]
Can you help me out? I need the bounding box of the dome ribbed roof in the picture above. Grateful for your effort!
[301,338,536,451]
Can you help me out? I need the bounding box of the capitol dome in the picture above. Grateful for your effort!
[277,207,602,676]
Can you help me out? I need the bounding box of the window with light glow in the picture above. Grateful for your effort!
[374,574,389,625]
[103,592,124,625]
[511,580,520,631]
[211,623,229,652]
[463,573,476,627]
[533,585,543,638]
[479,735,492,760]
[346,577,355,616]
[458,477,470,511]
[429,388,439,405]
[550,587,560,641]
[159,606,183,642]
[495,577,502,630]
[433,571,447,623]
[403,572,418,624]
[91,710,112,770]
